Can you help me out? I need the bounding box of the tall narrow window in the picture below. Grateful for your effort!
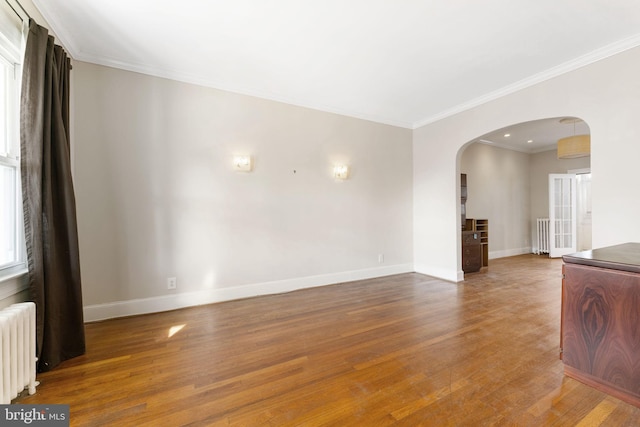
[0,56,22,272]
[0,16,25,278]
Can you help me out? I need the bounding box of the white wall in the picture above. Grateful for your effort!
[460,143,531,259]
[414,45,640,282]
[73,63,414,320]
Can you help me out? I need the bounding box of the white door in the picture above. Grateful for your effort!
[575,173,592,251]
[549,174,577,258]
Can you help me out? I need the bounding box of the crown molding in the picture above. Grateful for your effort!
[31,0,79,57]
[30,0,640,131]
[77,30,640,131]
[72,50,415,129]
[412,33,640,129]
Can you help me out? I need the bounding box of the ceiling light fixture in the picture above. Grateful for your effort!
[558,135,590,158]
[504,133,511,138]
[557,118,590,159]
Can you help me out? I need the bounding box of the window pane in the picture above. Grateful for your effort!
[0,63,6,156]
[0,163,17,266]
[0,19,24,275]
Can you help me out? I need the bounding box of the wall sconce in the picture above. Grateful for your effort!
[333,164,349,180]
[233,155,253,172]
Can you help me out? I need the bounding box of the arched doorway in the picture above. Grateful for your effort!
[458,117,591,272]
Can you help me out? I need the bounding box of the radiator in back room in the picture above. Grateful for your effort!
[535,218,550,255]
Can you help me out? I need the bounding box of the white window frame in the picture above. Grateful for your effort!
[0,16,27,298]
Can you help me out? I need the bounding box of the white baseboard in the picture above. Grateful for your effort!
[489,247,532,260]
[413,264,460,283]
[413,247,534,284]
[83,263,414,322]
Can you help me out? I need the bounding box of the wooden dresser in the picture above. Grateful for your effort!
[462,218,488,274]
[561,243,640,407]
[462,230,481,273]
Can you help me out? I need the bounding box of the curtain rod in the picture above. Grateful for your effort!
[4,0,31,21]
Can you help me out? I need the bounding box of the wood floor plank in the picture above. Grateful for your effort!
[16,254,640,425]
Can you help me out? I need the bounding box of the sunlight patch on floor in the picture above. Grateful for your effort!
[168,324,186,338]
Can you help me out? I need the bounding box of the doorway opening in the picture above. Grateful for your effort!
[458,117,591,271]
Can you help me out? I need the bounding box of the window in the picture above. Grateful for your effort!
[0,55,22,270]
[0,6,26,282]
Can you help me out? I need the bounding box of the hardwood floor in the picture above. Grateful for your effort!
[18,255,640,425]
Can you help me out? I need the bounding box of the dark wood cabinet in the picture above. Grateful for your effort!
[460,174,488,273]
[462,230,481,273]
[562,243,640,408]
[462,219,488,273]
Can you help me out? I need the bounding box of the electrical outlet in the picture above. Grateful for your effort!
[167,277,177,290]
[378,254,384,263]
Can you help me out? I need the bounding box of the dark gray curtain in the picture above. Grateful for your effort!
[20,19,85,372]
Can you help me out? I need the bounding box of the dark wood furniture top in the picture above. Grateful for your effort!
[562,242,640,274]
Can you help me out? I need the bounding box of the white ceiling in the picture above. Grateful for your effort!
[33,0,640,131]
[476,117,590,153]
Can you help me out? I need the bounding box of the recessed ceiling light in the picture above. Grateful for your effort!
[504,133,510,137]
[527,140,533,143]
